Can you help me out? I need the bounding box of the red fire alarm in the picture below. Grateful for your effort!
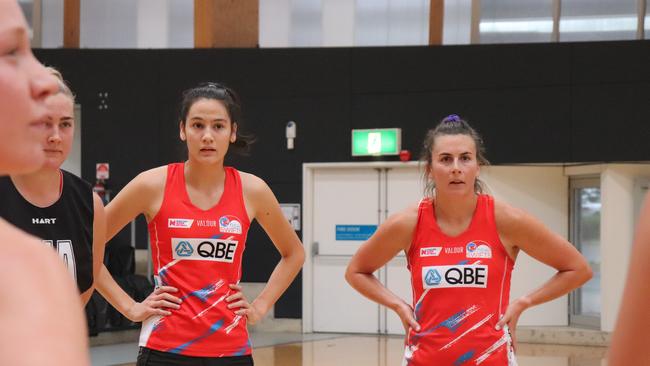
[399,149,411,162]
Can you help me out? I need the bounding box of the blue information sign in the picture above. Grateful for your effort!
[335,225,377,241]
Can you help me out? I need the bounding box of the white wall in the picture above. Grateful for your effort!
[479,163,650,330]
[481,166,569,326]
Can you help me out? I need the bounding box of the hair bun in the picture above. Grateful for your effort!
[443,114,461,123]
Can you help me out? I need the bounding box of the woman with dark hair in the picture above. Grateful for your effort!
[97,82,305,365]
[0,1,89,364]
[346,115,592,365]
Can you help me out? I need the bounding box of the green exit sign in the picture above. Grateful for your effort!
[352,128,401,156]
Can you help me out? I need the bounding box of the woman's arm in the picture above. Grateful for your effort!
[608,193,650,366]
[80,193,106,306]
[345,206,420,332]
[494,201,593,340]
[95,264,181,321]
[237,174,305,323]
[96,167,181,321]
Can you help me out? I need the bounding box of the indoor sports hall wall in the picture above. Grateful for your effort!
[34,39,650,318]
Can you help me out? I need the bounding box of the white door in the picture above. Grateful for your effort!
[312,167,381,333]
[384,166,424,334]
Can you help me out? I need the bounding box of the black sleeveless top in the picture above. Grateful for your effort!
[0,170,94,292]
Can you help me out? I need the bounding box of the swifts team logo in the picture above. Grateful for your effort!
[219,215,242,234]
[466,240,492,259]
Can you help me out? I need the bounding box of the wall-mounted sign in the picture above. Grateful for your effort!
[352,128,401,156]
[96,163,110,180]
[335,225,377,241]
[280,203,301,231]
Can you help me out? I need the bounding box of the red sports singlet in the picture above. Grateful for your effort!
[404,195,517,366]
[140,163,251,357]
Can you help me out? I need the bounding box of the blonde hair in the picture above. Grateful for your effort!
[45,66,75,101]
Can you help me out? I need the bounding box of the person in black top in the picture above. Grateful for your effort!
[0,2,89,364]
[0,66,106,305]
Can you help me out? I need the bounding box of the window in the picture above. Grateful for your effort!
[569,177,601,328]
[290,0,322,47]
[355,0,429,46]
[560,0,637,42]
[480,0,554,44]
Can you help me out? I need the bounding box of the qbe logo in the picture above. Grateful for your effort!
[421,264,488,289]
[424,268,442,286]
[171,238,238,263]
[175,241,194,257]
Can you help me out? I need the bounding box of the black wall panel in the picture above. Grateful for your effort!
[33,40,650,318]
[571,41,650,84]
[571,82,650,162]
[350,87,573,164]
[350,43,572,94]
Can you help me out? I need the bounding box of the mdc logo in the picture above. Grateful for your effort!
[421,264,488,289]
[171,238,239,263]
[168,218,194,229]
[420,247,442,257]
[219,215,242,234]
[466,240,492,259]
[175,241,194,257]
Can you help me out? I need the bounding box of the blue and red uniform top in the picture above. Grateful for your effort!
[140,163,251,357]
[404,195,517,366]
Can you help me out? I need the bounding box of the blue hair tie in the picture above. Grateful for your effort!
[443,114,461,123]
